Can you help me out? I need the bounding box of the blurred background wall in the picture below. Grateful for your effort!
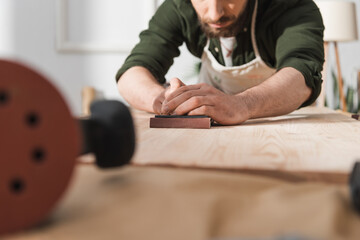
[0,0,359,115]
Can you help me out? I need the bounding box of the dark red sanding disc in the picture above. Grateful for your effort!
[0,60,81,235]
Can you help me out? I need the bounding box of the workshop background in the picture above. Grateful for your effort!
[0,0,359,115]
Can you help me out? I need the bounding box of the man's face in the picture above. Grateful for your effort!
[191,0,249,38]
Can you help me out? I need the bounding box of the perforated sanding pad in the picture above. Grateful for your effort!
[0,60,81,234]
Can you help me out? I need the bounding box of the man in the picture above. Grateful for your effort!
[116,0,324,125]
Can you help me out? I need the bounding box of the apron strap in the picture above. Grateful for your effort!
[250,0,261,58]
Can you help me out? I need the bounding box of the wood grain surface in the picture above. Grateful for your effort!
[131,107,360,183]
[6,165,360,240]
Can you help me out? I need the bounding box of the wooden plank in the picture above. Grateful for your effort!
[7,165,360,239]
[130,107,360,183]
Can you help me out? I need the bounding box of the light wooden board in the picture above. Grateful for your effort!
[131,107,360,183]
[5,165,360,240]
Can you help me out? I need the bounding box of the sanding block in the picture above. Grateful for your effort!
[150,115,212,129]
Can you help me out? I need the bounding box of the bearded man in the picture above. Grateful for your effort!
[116,0,324,125]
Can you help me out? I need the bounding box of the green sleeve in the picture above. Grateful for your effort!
[274,0,325,107]
[116,0,185,84]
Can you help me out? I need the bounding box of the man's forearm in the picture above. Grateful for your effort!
[238,67,312,119]
[117,66,164,112]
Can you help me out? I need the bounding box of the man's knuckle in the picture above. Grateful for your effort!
[192,96,202,105]
[203,105,210,112]
[199,83,207,88]
[178,86,187,92]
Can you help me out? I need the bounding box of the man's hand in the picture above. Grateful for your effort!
[121,67,310,125]
[159,67,311,125]
[152,78,186,114]
[161,82,251,125]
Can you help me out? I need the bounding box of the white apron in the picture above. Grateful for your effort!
[198,0,276,94]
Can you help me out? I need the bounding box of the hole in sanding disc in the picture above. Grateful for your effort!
[9,178,26,194]
[0,90,9,105]
[26,112,40,127]
[32,147,46,163]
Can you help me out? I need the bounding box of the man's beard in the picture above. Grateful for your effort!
[199,14,244,38]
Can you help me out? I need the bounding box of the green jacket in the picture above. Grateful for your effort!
[117,0,324,106]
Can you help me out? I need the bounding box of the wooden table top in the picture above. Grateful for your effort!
[5,107,360,240]
[131,107,360,183]
[5,165,360,240]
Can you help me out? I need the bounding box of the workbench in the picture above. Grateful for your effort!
[5,107,360,240]
[133,106,360,183]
